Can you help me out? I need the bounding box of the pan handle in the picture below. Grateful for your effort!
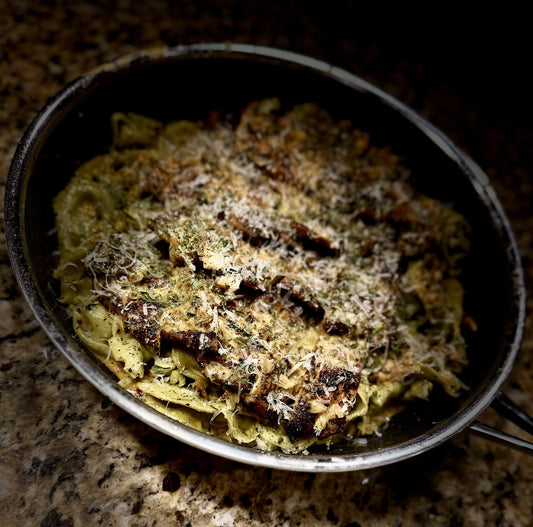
[468,392,533,455]
[491,392,533,434]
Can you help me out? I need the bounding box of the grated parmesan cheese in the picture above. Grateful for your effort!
[53,99,472,452]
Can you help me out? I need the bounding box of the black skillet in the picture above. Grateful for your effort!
[5,44,532,471]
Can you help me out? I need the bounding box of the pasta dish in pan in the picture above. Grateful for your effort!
[53,99,471,453]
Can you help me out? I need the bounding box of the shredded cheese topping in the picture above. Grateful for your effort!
[53,99,471,452]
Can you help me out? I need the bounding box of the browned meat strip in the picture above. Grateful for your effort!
[290,220,340,256]
[276,277,324,319]
[284,400,315,440]
[304,367,360,439]
[225,210,338,256]
[160,329,220,359]
[225,211,287,247]
[322,318,352,336]
[285,365,361,440]
[111,297,163,348]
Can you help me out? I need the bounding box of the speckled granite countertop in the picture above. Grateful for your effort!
[1,2,532,526]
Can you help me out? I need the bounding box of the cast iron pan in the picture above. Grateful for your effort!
[5,44,532,472]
